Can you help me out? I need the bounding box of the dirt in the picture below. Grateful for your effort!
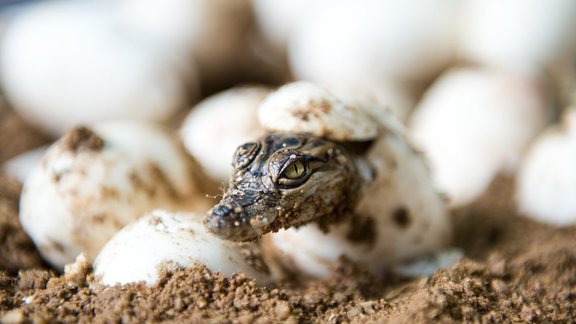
[61,126,104,152]
[1,110,576,323]
[0,111,49,165]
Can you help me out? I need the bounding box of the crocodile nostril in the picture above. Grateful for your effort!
[205,204,260,241]
[211,204,232,217]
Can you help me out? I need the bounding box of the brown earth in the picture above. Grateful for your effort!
[0,109,575,323]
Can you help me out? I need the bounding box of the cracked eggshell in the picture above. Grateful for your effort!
[266,118,451,278]
[0,0,194,136]
[180,86,270,182]
[94,210,271,286]
[289,0,459,85]
[459,0,576,76]
[326,80,416,123]
[19,120,210,269]
[258,81,379,141]
[410,67,550,207]
[516,108,576,226]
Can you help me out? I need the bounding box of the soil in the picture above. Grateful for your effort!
[0,112,49,165]
[1,109,575,323]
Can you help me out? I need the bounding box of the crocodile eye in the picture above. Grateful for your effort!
[283,160,306,179]
[277,159,310,187]
[233,142,260,169]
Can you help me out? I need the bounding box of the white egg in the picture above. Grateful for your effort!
[19,120,209,269]
[265,132,452,278]
[516,108,576,226]
[289,0,459,85]
[94,210,271,286]
[117,0,253,85]
[258,82,451,279]
[0,0,195,136]
[459,0,576,76]
[410,67,550,207]
[251,0,325,52]
[180,86,270,182]
[268,224,459,279]
[116,0,210,54]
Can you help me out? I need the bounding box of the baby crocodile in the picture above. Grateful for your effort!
[204,81,451,278]
[204,133,361,241]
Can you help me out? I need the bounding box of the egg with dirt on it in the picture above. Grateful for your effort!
[19,120,213,270]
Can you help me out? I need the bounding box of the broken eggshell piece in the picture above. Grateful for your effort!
[19,120,210,269]
[325,79,416,123]
[258,81,379,141]
[94,210,271,286]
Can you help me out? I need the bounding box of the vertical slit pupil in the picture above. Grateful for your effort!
[286,161,305,179]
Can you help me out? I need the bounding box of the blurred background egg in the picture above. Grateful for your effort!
[288,0,460,88]
[516,108,576,226]
[409,67,550,207]
[459,0,576,77]
[0,0,195,136]
[180,85,269,182]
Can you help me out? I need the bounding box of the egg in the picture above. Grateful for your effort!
[326,80,416,123]
[289,0,460,85]
[410,67,550,207]
[117,0,254,86]
[251,0,325,53]
[19,120,211,269]
[94,210,271,286]
[459,0,576,76]
[0,0,195,136]
[180,86,270,182]
[516,108,576,226]
[249,82,452,279]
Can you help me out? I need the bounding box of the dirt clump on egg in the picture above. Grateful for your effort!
[1,119,576,322]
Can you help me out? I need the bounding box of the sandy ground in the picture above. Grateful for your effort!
[0,109,575,323]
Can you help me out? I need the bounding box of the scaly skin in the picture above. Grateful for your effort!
[204,133,361,241]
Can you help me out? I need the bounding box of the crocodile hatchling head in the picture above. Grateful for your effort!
[204,133,361,241]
